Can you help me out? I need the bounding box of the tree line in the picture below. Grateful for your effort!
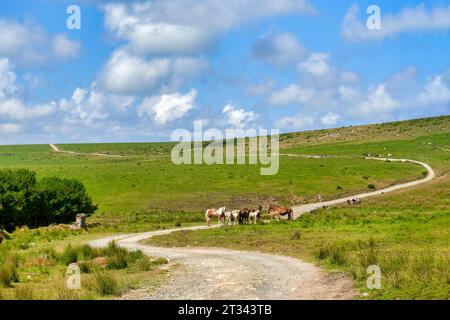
[0,169,97,232]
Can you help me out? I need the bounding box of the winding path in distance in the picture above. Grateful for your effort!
[84,150,436,300]
[49,144,126,158]
[285,154,435,218]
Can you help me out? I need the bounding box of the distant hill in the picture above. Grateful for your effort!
[280,115,450,147]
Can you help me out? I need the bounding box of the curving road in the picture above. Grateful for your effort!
[49,144,126,158]
[90,226,356,300]
[286,155,435,218]
[87,152,435,300]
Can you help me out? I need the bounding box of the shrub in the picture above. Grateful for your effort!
[174,221,182,227]
[367,184,376,190]
[136,257,168,271]
[0,169,97,230]
[0,254,19,287]
[78,262,91,274]
[59,245,79,265]
[93,272,119,296]
[136,258,153,271]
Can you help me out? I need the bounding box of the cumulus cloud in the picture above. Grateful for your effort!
[268,57,445,126]
[59,83,135,124]
[0,59,18,99]
[299,52,333,77]
[321,112,341,126]
[276,113,314,130]
[252,32,307,68]
[222,104,257,128]
[419,72,450,106]
[103,0,315,55]
[269,84,314,106]
[0,59,56,122]
[52,35,81,60]
[138,89,197,125]
[0,98,56,121]
[99,49,206,94]
[342,4,450,42]
[0,19,81,65]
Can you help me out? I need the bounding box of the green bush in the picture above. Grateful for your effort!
[94,272,119,296]
[0,254,19,287]
[367,184,376,190]
[59,245,79,265]
[0,169,97,231]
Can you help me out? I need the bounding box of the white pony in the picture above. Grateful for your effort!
[224,210,240,226]
[249,206,262,224]
[205,207,226,226]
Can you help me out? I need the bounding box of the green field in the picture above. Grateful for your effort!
[0,115,449,299]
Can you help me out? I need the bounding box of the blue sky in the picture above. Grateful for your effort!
[0,0,449,144]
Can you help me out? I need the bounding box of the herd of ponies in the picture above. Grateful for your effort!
[205,204,294,226]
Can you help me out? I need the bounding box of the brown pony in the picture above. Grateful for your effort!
[268,204,293,221]
[205,207,226,226]
[238,208,250,225]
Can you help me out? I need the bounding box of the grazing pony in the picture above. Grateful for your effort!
[238,208,250,225]
[268,204,293,221]
[205,207,226,226]
[249,205,262,224]
[224,210,236,226]
[231,210,240,225]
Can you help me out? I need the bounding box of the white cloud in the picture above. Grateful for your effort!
[0,19,80,65]
[342,4,450,42]
[269,84,314,106]
[276,113,314,130]
[0,58,18,99]
[357,84,400,116]
[245,80,275,96]
[341,71,359,83]
[222,104,257,128]
[99,49,206,94]
[138,89,197,125]
[0,98,56,121]
[321,112,341,126]
[60,83,135,124]
[103,0,315,55]
[0,123,22,134]
[299,52,333,77]
[0,59,56,121]
[419,73,450,106]
[52,35,81,60]
[252,32,307,68]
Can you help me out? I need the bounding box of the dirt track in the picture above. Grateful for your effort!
[49,144,125,158]
[87,153,435,300]
[90,226,356,300]
[288,155,435,218]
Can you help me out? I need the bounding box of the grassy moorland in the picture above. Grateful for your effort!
[147,116,450,300]
[0,226,170,300]
[0,115,449,299]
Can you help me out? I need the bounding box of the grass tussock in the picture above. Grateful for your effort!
[0,254,19,287]
[91,272,120,296]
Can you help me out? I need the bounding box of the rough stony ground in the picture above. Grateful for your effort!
[91,226,356,300]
